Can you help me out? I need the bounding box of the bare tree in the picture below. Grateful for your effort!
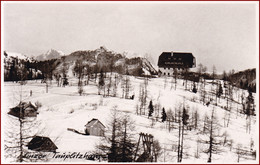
[4,116,43,162]
[138,77,148,115]
[191,107,199,130]
[139,84,146,115]
[60,59,69,87]
[207,108,215,163]
[54,74,61,87]
[174,68,178,90]
[85,64,92,85]
[166,109,173,132]
[200,82,207,105]
[4,74,46,162]
[112,74,119,97]
[202,113,209,134]
[107,106,121,162]
[170,75,174,90]
[197,63,204,89]
[94,64,98,83]
[118,114,136,162]
[153,102,161,122]
[121,75,131,99]
[223,110,231,128]
[107,75,112,96]
[212,65,217,81]
[182,68,189,90]
[195,138,201,159]
[177,101,189,162]
[244,89,255,133]
[98,70,105,96]
[201,108,221,163]
[97,107,136,162]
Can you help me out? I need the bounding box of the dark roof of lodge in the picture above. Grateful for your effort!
[85,118,106,128]
[158,52,195,68]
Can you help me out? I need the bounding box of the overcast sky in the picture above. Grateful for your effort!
[3,2,258,72]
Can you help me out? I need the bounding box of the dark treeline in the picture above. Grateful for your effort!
[187,67,256,93]
[224,68,256,93]
[4,50,255,93]
[4,50,60,82]
[4,48,158,83]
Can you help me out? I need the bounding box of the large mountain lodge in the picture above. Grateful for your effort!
[158,52,196,76]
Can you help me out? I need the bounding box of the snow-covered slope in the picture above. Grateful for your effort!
[141,57,157,75]
[3,74,257,163]
[4,51,33,62]
[35,49,65,61]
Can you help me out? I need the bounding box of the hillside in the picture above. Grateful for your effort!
[3,47,158,85]
[3,73,257,163]
[3,51,42,81]
[227,68,256,92]
[55,47,157,77]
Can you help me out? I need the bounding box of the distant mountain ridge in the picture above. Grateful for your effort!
[35,49,64,61]
[55,46,158,77]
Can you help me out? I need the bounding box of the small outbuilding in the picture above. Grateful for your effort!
[27,136,58,152]
[85,118,105,136]
[8,102,38,118]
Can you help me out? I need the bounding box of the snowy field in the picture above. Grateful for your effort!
[2,75,258,163]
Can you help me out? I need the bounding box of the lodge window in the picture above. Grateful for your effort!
[168,73,170,76]
[164,72,166,75]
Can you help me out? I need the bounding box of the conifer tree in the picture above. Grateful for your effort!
[148,100,154,118]
[217,83,223,98]
[161,108,167,122]
[192,82,197,93]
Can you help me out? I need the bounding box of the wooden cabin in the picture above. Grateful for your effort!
[85,118,105,136]
[8,102,38,118]
[27,136,58,152]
